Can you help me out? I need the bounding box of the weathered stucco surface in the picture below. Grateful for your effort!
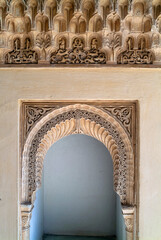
[0,67,161,240]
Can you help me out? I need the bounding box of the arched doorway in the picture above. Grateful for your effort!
[30,134,120,239]
[20,103,136,240]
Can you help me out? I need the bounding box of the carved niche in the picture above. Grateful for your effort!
[20,101,137,240]
[0,0,161,65]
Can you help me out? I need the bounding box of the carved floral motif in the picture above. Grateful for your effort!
[35,32,51,49]
[50,37,106,64]
[117,49,154,64]
[24,104,133,140]
[5,48,38,64]
[102,107,132,137]
[5,38,38,64]
[25,105,55,137]
[105,33,122,49]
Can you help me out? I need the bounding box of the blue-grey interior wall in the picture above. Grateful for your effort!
[43,134,116,236]
[30,176,44,240]
[116,195,126,240]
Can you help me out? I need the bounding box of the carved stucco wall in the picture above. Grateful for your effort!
[0,0,161,65]
[0,67,161,240]
[21,102,135,240]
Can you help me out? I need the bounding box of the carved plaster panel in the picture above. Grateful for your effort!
[20,101,137,240]
[21,101,136,205]
[1,0,161,65]
[22,103,135,143]
[101,106,133,137]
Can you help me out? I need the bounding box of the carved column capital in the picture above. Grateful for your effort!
[21,204,33,240]
[124,215,134,233]
[122,205,135,233]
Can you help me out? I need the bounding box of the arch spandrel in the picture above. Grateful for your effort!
[21,104,134,207]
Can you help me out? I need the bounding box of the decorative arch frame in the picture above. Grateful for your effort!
[20,102,137,240]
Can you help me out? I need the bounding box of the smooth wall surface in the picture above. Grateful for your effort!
[0,67,161,240]
[43,134,116,236]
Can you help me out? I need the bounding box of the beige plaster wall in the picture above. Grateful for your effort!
[0,67,161,240]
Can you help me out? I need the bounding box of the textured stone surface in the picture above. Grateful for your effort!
[0,0,161,65]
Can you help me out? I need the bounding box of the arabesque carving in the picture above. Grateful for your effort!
[25,105,55,137]
[50,37,106,64]
[117,48,154,64]
[117,35,154,64]
[5,37,38,63]
[23,103,134,146]
[21,102,136,240]
[0,0,161,65]
[101,106,132,137]
[22,104,134,205]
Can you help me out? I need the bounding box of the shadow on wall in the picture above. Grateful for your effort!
[30,134,126,240]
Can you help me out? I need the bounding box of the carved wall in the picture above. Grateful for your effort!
[20,101,137,240]
[0,0,161,65]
